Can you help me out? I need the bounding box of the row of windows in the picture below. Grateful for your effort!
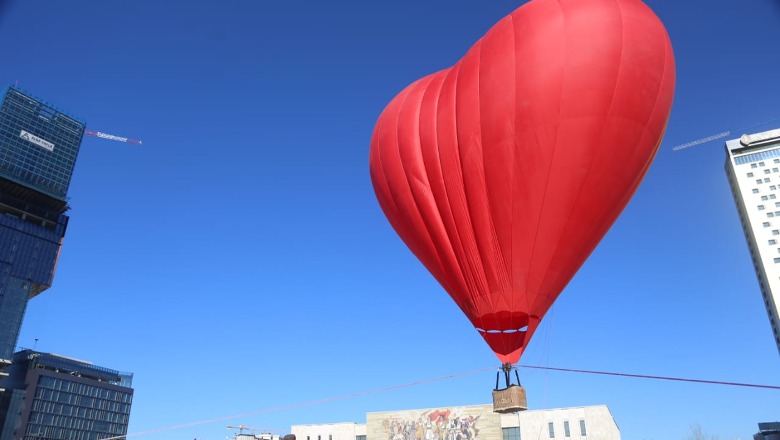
[500,420,587,439]
[24,423,118,440]
[0,130,79,163]
[0,115,82,140]
[37,376,132,403]
[0,164,69,194]
[27,411,126,434]
[737,150,780,165]
[32,394,131,416]
[31,402,130,426]
[548,420,587,438]
[751,183,780,194]
[0,154,72,180]
[747,167,780,177]
[756,178,772,184]
[5,89,86,131]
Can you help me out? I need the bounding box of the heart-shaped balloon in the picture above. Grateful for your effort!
[370,0,675,364]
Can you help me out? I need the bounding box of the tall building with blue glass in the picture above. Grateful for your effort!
[0,87,85,412]
[0,350,133,440]
[0,86,84,400]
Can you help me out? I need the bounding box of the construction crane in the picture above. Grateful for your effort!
[672,115,780,152]
[226,425,276,435]
[83,129,142,145]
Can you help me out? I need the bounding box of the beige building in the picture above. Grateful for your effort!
[291,404,619,440]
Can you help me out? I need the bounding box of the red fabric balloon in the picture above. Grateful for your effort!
[369,0,675,364]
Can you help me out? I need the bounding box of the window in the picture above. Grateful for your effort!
[773,230,780,236]
[766,169,772,174]
[502,427,521,440]
[752,163,759,168]
[564,421,571,437]
[772,194,777,199]
[759,205,766,210]
[772,186,778,190]
[764,222,772,227]
[763,195,769,201]
[769,240,777,245]
[330,436,333,440]
[549,422,555,438]
[768,213,774,218]
[749,172,755,177]
[758,179,764,184]
[356,436,367,440]
[767,178,772,183]
[761,161,766,166]
[754,188,761,193]
[774,257,780,263]
[774,168,778,173]
[580,420,587,436]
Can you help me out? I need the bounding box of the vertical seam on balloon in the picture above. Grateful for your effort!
[439,62,485,329]
[464,40,494,330]
[421,73,476,319]
[468,41,503,338]
[431,73,481,323]
[533,0,627,317]
[475,26,511,358]
[508,10,523,339]
[526,0,567,318]
[451,46,492,333]
[397,78,455,299]
[495,11,519,361]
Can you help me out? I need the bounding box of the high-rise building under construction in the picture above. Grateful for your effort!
[0,86,85,388]
[725,128,780,354]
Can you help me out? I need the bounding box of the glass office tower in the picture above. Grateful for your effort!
[0,350,133,440]
[0,86,85,387]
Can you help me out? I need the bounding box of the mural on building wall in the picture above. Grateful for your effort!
[379,408,483,440]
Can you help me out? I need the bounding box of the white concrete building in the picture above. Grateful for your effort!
[725,128,780,354]
[291,404,619,440]
[291,422,366,440]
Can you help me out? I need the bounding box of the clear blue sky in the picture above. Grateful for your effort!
[2,0,780,439]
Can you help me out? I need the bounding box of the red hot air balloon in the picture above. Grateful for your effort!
[370,0,674,374]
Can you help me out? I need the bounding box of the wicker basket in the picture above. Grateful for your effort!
[492,385,527,413]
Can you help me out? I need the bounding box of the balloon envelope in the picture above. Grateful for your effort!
[369,0,675,364]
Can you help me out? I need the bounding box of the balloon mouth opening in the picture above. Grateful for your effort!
[477,327,528,334]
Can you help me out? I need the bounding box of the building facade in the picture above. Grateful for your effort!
[0,350,133,440]
[0,86,85,391]
[291,404,620,440]
[725,128,780,354]
[754,422,780,440]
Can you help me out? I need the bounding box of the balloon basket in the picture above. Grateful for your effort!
[493,385,527,413]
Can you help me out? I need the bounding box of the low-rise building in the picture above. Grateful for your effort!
[291,404,619,440]
[0,349,133,440]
